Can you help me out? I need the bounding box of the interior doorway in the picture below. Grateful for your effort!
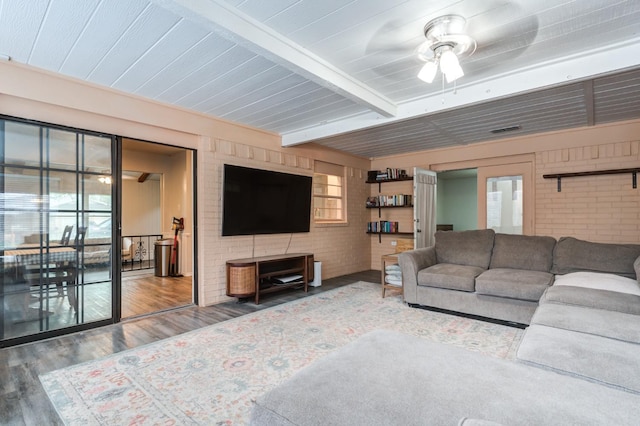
[436,169,478,231]
[120,138,195,318]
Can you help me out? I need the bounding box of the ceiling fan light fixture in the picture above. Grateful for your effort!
[445,64,464,83]
[418,60,438,83]
[439,48,464,82]
[417,14,476,85]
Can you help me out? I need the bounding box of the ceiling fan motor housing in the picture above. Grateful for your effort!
[419,14,477,60]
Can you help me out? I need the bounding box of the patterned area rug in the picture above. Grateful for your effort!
[40,282,523,425]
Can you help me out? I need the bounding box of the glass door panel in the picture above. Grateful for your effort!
[1,118,114,343]
[486,176,523,234]
[477,163,533,235]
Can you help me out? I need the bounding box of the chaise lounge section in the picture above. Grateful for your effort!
[250,330,640,425]
[517,237,640,393]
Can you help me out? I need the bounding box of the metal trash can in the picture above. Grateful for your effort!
[310,261,322,287]
[154,238,173,277]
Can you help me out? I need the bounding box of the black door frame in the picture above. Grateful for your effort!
[0,116,198,347]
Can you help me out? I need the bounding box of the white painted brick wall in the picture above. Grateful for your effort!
[199,140,370,305]
[535,140,640,243]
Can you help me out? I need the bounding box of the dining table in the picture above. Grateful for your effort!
[2,244,79,318]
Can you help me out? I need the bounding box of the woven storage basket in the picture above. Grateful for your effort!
[228,265,256,296]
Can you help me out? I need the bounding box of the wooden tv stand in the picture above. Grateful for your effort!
[226,253,314,304]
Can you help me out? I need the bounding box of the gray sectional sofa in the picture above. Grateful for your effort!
[399,230,640,393]
[249,231,640,424]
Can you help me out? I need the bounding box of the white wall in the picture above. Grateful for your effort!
[437,176,478,231]
[122,178,161,236]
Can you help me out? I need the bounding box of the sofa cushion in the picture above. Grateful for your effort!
[554,271,640,296]
[435,229,495,269]
[531,303,640,344]
[541,285,640,315]
[476,269,553,301]
[417,263,484,292]
[489,234,556,272]
[517,324,640,394]
[551,236,640,279]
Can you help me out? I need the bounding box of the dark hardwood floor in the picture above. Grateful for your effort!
[0,270,380,425]
[4,270,193,341]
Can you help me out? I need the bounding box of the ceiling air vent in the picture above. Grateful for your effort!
[490,125,521,134]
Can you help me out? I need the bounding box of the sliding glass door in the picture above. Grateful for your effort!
[1,117,115,344]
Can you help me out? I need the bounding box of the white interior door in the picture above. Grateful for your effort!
[413,168,437,248]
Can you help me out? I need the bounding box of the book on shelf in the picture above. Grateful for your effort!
[366,194,413,207]
[367,168,409,181]
[367,220,399,233]
[385,168,407,180]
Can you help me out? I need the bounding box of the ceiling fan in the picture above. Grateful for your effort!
[415,14,476,84]
[365,2,539,85]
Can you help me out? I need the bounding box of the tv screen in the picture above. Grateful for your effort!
[222,164,312,236]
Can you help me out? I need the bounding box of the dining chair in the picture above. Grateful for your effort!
[26,227,86,311]
[60,225,73,246]
[63,227,87,312]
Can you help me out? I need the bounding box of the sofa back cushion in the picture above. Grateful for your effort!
[489,234,556,272]
[552,237,640,279]
[435,229,495,269]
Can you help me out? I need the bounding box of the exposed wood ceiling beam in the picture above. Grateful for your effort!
[282,40,640,146]
[152,0,397,118]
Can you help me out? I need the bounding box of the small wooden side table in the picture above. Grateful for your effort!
[381,253,403,299]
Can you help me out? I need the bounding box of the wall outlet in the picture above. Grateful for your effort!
[391,240,397,246]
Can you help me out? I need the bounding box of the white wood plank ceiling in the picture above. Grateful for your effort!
[1,0,639,158]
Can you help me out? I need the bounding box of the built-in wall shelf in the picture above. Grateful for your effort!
[366,205,413,208]
[366,174,414,244]
[366,204,413,218]
[543,168,640,192]
[366,231,414,243]
[366,232,414,235]
[366,176,412,191]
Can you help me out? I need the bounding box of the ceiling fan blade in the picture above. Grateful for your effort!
[366,19,425,57]
[369,57,426,82]
[466,2,539,59]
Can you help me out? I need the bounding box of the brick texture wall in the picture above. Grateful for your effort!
[370,120,640,270]
[199,138,371,305]
[535,141,640,243]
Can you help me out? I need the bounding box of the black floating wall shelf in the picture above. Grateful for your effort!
[543,168,640,192]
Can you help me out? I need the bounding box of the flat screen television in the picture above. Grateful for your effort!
[222,164,313,236]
